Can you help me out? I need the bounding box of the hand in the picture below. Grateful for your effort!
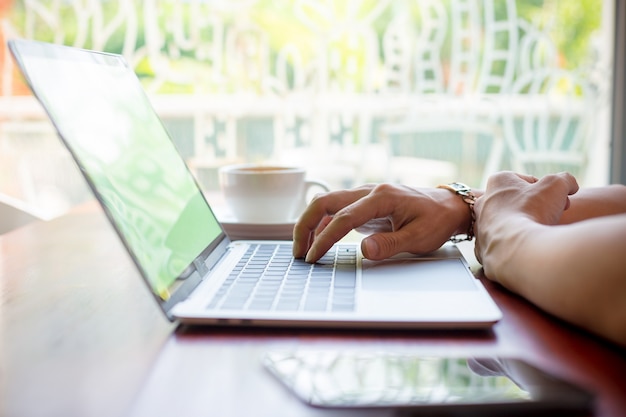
[473,171,579,265]
[292,183,472,263]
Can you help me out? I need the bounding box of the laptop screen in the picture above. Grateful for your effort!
[11,40,223,302]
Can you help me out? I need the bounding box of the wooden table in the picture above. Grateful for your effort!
[1,203,625,417]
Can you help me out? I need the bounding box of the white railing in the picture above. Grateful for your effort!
[0,0,612,216]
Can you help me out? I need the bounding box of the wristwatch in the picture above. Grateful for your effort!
[436,182,476,242]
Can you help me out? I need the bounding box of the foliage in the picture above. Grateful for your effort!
[6,0,604,93]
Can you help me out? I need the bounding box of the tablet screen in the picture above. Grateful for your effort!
[263,350,594,415]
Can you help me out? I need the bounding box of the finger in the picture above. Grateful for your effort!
[558,172,579,211]
[556,171,580,196]
[534,172,579,196]
[361,227,421,260]
[304,187,398,262]
[515,173,539,184]
[314,215,333,236]
[536,172,580,211]
[292,187,372,258]
[354,217,393,235]
[557,172,580,212]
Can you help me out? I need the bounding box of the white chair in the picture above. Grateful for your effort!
[0,193,47,235]
[378,97,504,187]
[501,69,594,180]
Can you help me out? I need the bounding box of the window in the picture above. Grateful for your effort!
[0,0,615,217]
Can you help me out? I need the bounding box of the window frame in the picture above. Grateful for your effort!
[612,0,626,184]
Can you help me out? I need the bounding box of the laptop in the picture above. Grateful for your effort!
[9,39,501,329]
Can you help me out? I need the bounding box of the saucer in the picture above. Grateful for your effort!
[219,217,296,241]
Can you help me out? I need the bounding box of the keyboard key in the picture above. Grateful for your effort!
[206,243,358,313]
[332,303,354,312]
[334,269,356,288]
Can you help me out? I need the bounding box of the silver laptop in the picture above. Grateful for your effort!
[9,39,501,329]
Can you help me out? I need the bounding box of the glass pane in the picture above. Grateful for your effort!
[0,0,614,216]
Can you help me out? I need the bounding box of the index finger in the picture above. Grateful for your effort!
[301,185,401,262]
[292,186,373,258]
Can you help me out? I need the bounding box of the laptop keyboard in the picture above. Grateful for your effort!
[206,244,357,312]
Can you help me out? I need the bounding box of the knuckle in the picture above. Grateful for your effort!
[354,183,377,192]
[332,208,356,225]
[309,190,330,202]
[372,182,402,197]
[542,173,560,182]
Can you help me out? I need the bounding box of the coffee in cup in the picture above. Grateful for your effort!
[219,164,330,223]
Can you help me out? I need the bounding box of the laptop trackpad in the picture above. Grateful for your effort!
[361,258,477,292]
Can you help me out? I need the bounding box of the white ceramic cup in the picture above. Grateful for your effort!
[219,164,330,223]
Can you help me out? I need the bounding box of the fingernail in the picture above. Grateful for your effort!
[305,248,316,263]
[362,238,379,258]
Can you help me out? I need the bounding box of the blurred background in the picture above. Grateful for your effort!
[0,0,616,219]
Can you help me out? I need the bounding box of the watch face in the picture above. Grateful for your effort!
[450,182,472,194]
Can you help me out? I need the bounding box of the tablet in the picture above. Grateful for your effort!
[262,350,594,416]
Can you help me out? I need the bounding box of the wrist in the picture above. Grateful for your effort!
[477,216,538,286]
[437,183,480,242]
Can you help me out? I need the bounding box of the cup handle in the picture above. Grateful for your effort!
[300,179,331,213]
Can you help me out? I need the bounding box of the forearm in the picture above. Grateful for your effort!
[469,184,626,225]
[480,214,626,347]
[560,184,626,223]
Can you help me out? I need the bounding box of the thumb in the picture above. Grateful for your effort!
[361,233,405,260]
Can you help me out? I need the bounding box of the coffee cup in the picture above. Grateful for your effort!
[219,164,330,223]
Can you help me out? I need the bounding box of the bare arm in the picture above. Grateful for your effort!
[559,184,626,223]
[475,172,626,347]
